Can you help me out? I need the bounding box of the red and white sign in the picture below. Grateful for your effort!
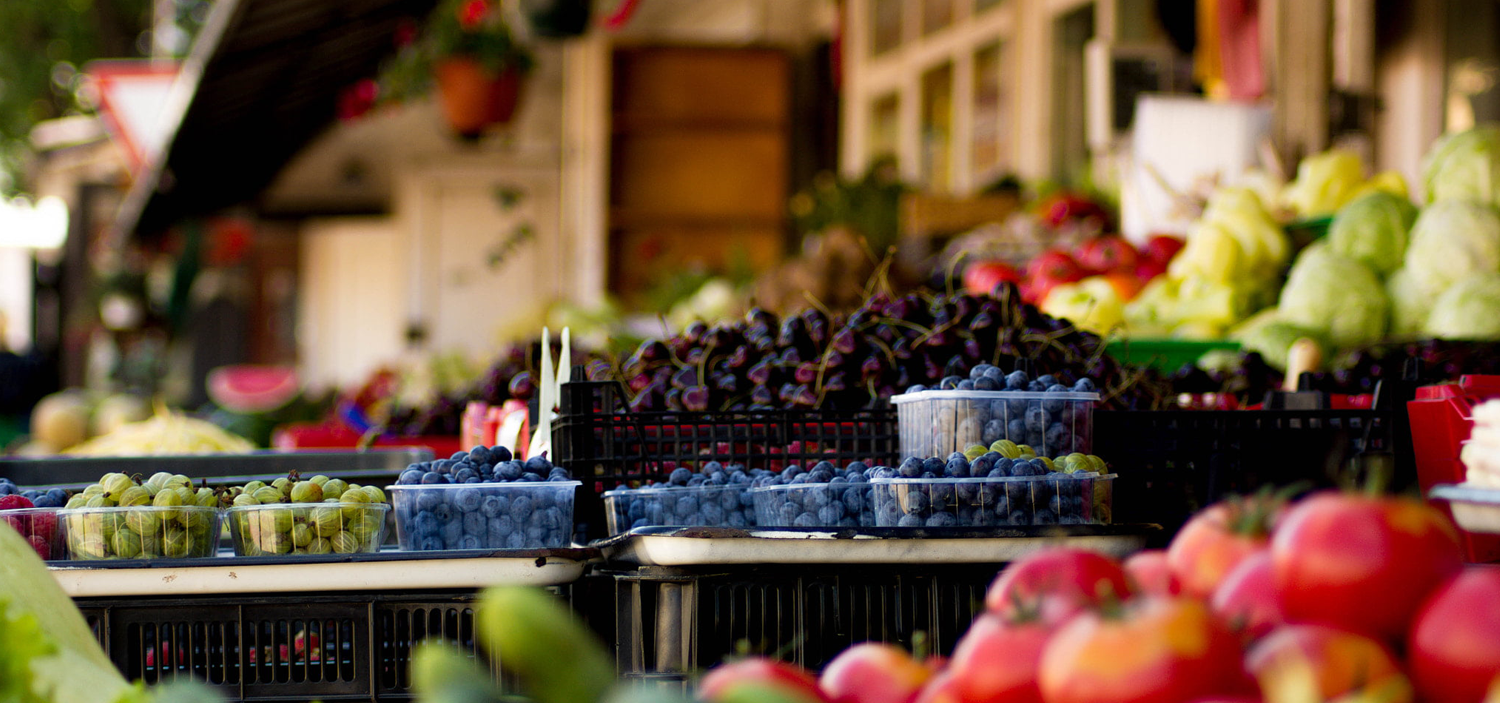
[87,60,180,173]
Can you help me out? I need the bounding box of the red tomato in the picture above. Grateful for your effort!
[1073,236,1140,275]
[986,548,1133,624]
[1168,496,1278,599]
[1408,566,1500,703]
[701,659,829,703]
[911,671,962,703]
[963,261,1022,297]
[1133,257,1167,283]
[1123,550,1181,597]
[947,614,1049,703]
[1271,492,1463,641]
[1209,552,1284,642]
[820,643,932,703]
[1246,625,1412,703]
[1024,251,1084,304]
[1038,597,1244,703]
[1143,235,1186,264]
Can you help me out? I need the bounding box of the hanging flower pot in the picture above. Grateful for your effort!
[434,57,526,137]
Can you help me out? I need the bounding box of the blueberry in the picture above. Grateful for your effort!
[940,375,963,390]
[905,492,930,514]
[525,455,553,474]
[994,457,1014,475]
[687,476,707,487]
[1007,417,1028,440]
[872,466,898,480]
[418,536,445,551]
[669,467,692,485]
[783,465,803,480]
[511,495,534,518]
[421,472,445,485]
[974,376,1000,391]
[708,471,729,485]
[399,468,424,485]
[922,457,945,475]
[491,446,513,463]
[927,512,957,528]
[809,469,833,483]
[457,535,483,550]
[969,364,992,380]
[463,511,487,536]
[701,502,725,524]
[1025,405,1049,432]
[898,458,923,478]
[522,472,543,482]
[413,510,441,537]
[450,451,470,462]
[1033,509,1058,525]
[1045,423,1068,452]
[906,384,927,394]
[841,487,866,512]
[431,503,454,523]
[897,514,924,527]
[1027,380,1047,392]
[454,488,482,512]
[777,503,799,524]
[805,490,831,509]
[1005,370,1028,389]
[441,521,464,545]
[845,461,868,474]
[983,366,1005,381]
[970,456,993,476]
[536,507,563,531]
[793,513,820,527]
[468,446,492,465]
[945,457,970,478]
[498,461,524,481]
[1073,377,1096,393]
[504,531,526,549]
[956,379,975,390]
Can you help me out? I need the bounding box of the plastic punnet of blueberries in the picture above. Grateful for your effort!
[869,450,1112,528]
[749,460,881,528]
[390,446,580,551]
[605,462,764,534]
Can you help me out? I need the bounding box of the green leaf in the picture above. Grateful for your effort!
[0,598,55,703]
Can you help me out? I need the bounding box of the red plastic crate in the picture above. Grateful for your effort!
[1407,375,1500,563]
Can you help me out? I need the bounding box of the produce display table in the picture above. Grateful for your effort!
[599,525,1159,681]
[599,524,1154,566]
[51,548,596,597]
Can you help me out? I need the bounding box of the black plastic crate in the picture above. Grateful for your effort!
[607,564,997,680]
[1094,403,1412,535]
[555,381,899,538]
[74,588,576,702]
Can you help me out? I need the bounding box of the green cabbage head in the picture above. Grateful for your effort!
[1425,272,1500,340]
[1386,267,1444,338]
[1277,246,1388,348]
[1231,309,1326,371]
[1405,199,1500,293]
[1422,125,1500,207]
[1328,191,1417,277]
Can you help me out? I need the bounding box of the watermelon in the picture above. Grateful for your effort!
[208,365,300,414]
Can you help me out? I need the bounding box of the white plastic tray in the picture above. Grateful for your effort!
[598,526,1152,566]
[49,549,593,597]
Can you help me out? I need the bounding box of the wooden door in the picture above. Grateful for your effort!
[608,46,791,305]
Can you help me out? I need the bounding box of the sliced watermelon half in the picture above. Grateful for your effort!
[208,365,300,414]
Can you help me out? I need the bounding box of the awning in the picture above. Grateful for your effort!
[111,0,438,241]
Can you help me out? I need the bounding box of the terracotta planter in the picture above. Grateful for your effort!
[433,58,526,138]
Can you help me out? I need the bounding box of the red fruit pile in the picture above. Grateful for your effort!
[0,494,60,560]
[697,491,1500,703]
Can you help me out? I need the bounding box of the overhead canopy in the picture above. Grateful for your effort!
[113,0,437,240]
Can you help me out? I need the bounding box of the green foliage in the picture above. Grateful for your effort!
[790,157,908,254]
[378,0,534,103]
[0,0,152,193]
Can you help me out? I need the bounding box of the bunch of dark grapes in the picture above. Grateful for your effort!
[609,283,1174,413]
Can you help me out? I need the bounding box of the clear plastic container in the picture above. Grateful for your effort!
[59,505,223,560]
[2,507,64,560]
[225,503,390,556]
[870,474,1114,527]
[751,482,879,528]
[605,484,757,535]
[390,481,579,551]
[892,389,1098,458]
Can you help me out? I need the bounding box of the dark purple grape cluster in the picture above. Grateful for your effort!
[614,284,1170,413]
